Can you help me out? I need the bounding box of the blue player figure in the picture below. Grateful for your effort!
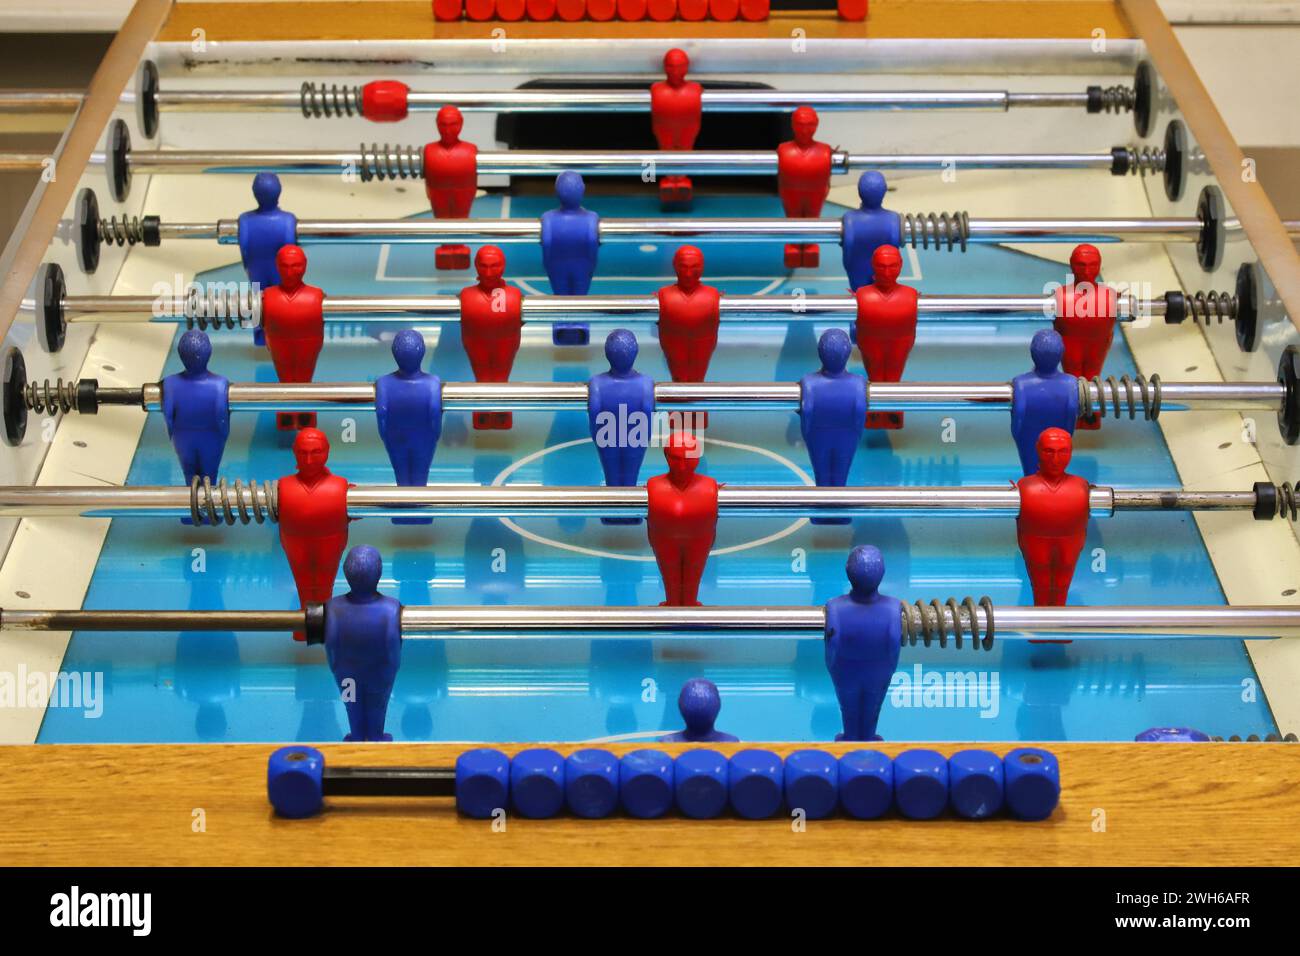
[841,171,901,291]
[824,545,902,741]
[588,329,655,526]
[660,678,738,742]
[1010,329,1080,476]
[375,330,442,524]
[800,329,867,525]
[162,330,230,488]
[237,173,298,346]
[324,545,403,742]
[541,170,599,346]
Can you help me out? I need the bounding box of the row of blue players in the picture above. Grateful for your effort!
[237,169,900,346]
[163,324,1080,500]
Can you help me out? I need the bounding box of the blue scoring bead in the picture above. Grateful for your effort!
[619,750,675,819]
[267,746,325,819]
[1004,748,1061,821]
[455,748,510,819]
[728,749,784,820]
[564,749,619,819]
[947,749,1005,820]
[673,750,728,819]
[893,749,949,820]
[784,749,839,820]
[510,748,566,819]
[837,750,893,820]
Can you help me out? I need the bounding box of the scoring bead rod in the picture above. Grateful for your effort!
[4,604,1300,643]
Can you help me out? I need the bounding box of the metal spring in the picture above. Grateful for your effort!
[1117,145,1166,175]
[1211,733,1298,742]
[1097,85,1136,113]
[189,477,279,526]
[1080,373,1162,421]
[358,143,423,182]
[300,82,362,118]
[900,596,994,651]
[900,211,969,252]
[184,286,259,331]
[1270,482,1297,521]
[24,378,78,414]
[1186,290,1237,325]
[97,215,146,247]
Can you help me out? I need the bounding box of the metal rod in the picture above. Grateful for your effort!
[153,88,1104,115]
[61,291,1164,326]
[119,147,1122,178]
[4,603,1299,641]
[0,482,1280,522]
[0,89,83,112]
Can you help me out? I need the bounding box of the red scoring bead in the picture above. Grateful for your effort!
[464,0,496,19]
[497,0,527,18]
[647,0,678,20]
[738,0,768,19]
[837,0,867,19]
[617,0,647,18]
[361,81,410,122]
[708,0,739,19]
[679,0,708,19]
[527,0,558,16]
[432,0,465,20]
[588,0,617,18]
[556,0,586,17]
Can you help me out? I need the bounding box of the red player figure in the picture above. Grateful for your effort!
[279,428,353,641]
[647,432,719,606]
[1053,243,1117,430]
[1016,428,1091,637]
[657,245,720,430]
[423,105,478,271]
[459,244,523,430]
[777,105,833,269]
[855,244,918,430]
[261,244,325,431]
[650,49,702,207]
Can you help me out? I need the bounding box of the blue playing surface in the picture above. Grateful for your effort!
[39,190,1278,744]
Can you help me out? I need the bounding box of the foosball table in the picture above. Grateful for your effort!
[0,0,1298,867]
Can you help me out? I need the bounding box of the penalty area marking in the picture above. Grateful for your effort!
[490,437,814,562]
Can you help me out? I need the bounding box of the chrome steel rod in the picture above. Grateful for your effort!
[5,603,1298,641]
[0,89,83,112]
[154,89,1101,115]
[0,482,1280,522]
[121,147,1121,178]
[61,291,1161,325]
[192,216,1255,246]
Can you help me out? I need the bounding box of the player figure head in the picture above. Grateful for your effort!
[436,105,464,146]
[1069,243,1102,285]
[663,48,690,87]
[252,172,282,211]
[1030,329,1065,374]
[177,329,213,375]
[846,544,886,598]
[293,427,331,480]
[275,244,308,291]
[555,171,586,211]
[791,106,819,148]
[343,545,383,598]
[678,678,722,738]
[664,430,701,482]
[475,244,506,289]
[1035,427,1073,480]
[605,328,639,375]
[673,245,704,291]
[391,329,426,375]
[872,244,903,290]
[857,171,887,210]
[817,328,852,375]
